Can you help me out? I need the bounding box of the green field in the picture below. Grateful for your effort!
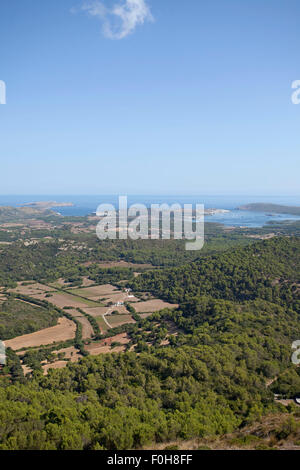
[0,298,59,340]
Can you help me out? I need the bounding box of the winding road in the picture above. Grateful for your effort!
[102,291,134,329]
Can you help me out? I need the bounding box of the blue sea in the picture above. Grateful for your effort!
[0,195,300,228]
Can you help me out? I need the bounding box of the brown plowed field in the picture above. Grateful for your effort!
[66,309,94,338]
[133,299,179,313]
[5,317,76,350]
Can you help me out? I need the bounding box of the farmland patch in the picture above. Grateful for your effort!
[5,317,76,350]
[133,299,179,313]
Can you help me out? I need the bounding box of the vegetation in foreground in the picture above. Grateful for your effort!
[0,236,299,449]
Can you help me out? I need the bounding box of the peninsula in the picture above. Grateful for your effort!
[237,203,300,216]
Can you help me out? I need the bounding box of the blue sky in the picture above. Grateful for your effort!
[0,0,299,195]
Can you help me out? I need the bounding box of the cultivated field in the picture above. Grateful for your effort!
[12,282,54,296]
[10,282,103,309]
[133,299,179,313]
[68,284,119,297]
[67,285,140,305]
[5,317,76,350]
[81,306,109,317]
[66,309,94,339]
[95,315,110,333]
[91,292,126,303]
[106,314,135,327]
[4,279,178,370]
[29,291,100,308]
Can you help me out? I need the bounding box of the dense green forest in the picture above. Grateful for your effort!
[0,232,252,287]
[0,236,299,449]
[130,237,300,307]
[0,296,298,450]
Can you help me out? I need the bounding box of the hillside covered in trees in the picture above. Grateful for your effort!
[131,237,300,307]
[0,237,299,449]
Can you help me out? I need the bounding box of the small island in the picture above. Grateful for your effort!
[21,201,74,209]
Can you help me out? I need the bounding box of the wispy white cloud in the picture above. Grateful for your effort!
[79,0,154,40]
